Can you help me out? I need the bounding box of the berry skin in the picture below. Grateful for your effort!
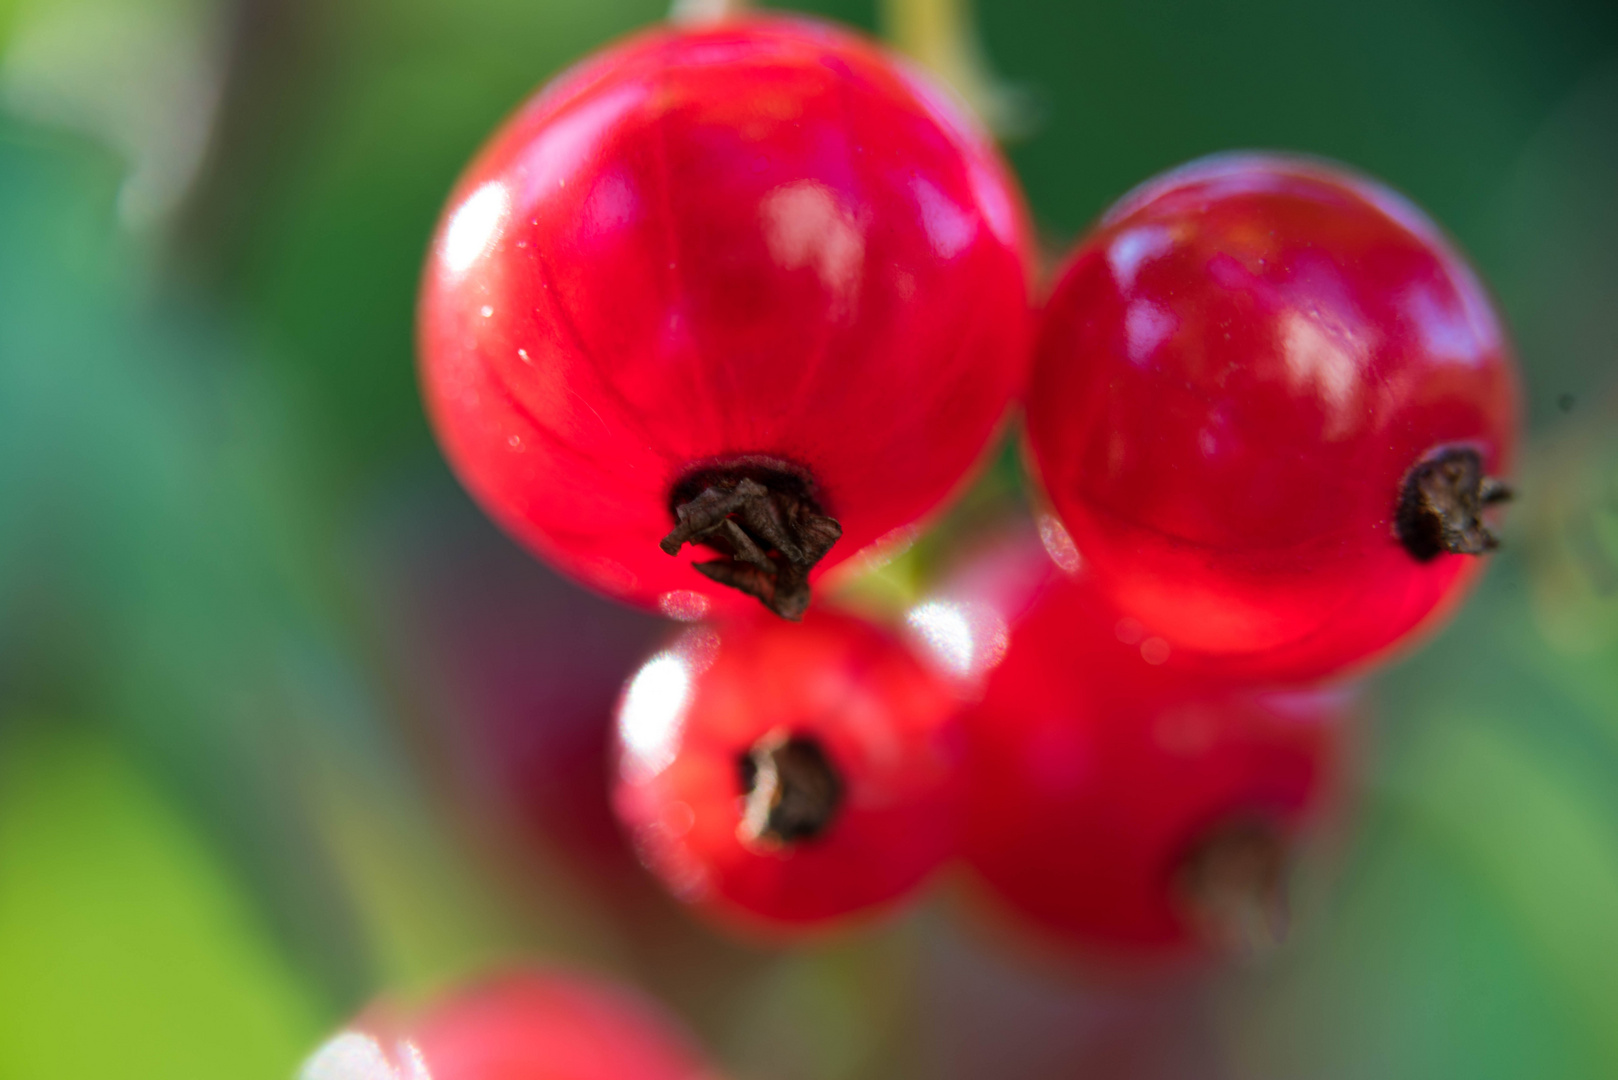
[927,533,1349,960]
[612,609,964,934]
[420,16,1032,621]
[1027,153,1519,682]
[297,970,722,1080]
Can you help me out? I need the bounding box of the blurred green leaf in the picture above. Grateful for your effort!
[0,722,322,1080]
[1487,60,1618,428]
[300,748,626,996]
[0,0,230,229]
[1394,716,1618,1064]
[0,117,378,1012]
[1226,796,1596,1080]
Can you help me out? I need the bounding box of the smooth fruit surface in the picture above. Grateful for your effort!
[612,609,963,933]
[297,970,719,1080]
[932,535,1348,958]
[420,16,1031,619]
[1027,153,1518,681]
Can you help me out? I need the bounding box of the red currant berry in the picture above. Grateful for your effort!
[612,609,964,934]
[298,970,721,1080]
[926,535,1349,960]
[420,16,1032,621]
[1027,153,1519,681]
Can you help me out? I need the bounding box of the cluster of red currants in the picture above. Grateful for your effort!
[313,9,1519,1075]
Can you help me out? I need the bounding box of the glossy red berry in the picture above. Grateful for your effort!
[420,16,1032,622]
[925,533,1349,960]
[612,609,963,934]
[1027,153,1519,682]
[298,970,721,1080]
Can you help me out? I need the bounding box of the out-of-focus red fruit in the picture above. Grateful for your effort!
[371,494,665,903]
[298,970,723,1080]
[612,609,964,935]
[418,16,1032,620]
[921,530,1352,962]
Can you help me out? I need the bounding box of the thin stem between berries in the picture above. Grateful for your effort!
[1396,447,1513,562]
[662,460,842,620]
[737,733,843,845]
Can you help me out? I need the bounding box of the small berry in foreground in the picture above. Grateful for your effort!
[1027,152,1519,682]
[419,16,1031,621]
[613,610,963,934]
[297,970,720,1080]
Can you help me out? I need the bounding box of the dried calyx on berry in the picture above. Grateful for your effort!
[662,460,842,619]
[420,19,1031,622]
[1396,447,1513,562]
[612,608,962,929]
[737,732,844,845]
[1024,154,1517,681]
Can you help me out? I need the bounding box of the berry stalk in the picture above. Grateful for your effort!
[738,733,844,845]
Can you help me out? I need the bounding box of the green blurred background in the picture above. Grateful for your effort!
[0,0,1616,1077]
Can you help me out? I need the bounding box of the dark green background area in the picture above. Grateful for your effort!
[1,1,1616,1077]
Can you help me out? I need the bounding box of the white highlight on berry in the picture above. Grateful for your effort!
[658,590,711,622]
[762,181,866,311]
[912,175,978,259]
[619,652,694,781]
[1037,513,1083,574]
[1124,299,1176,365]
[399,1042,433,1080]
[909,602,974,676]
[907,600,1008,682]
[967,158,1020,249]
[1280,308,1364,438]
[1107,224,1175,290]
[299,1033,403,1080]
[442,181,509,276]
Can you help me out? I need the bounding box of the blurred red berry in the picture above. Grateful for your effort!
[372,496,666,906]
[612,609,964,934]
[298,970,721,1080]
[419,16,1032,621]
[926,535,1350,961]
[1027,153,1519,682]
